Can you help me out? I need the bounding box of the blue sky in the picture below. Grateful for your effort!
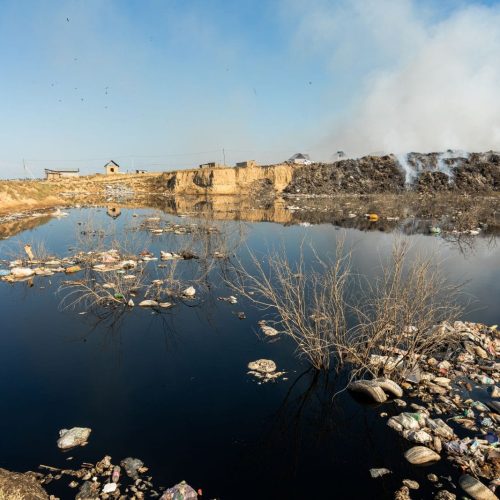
[0,0,499,177]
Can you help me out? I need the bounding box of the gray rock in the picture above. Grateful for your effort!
[459,474,498,500]
[120,457,144,480]
[404,446,441,465]
[57,427,91,449]
[434,491,456,500]
[161,480,198,499]
[370,468,392,478]
[403,479,420,490]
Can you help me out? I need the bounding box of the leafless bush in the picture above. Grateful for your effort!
[230,235,352,370]
[231,236,465,377]
[347,238,465,380]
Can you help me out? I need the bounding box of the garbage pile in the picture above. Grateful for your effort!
[350,321,500,499]
[33,456,200,499]
[104,184,134,201]
[0,246,203,311]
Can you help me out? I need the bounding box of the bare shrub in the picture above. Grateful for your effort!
[230,235,352,370]
[348,238,465,380]
[231,235,465,377]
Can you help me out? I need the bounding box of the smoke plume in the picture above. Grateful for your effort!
[289,0,500,157]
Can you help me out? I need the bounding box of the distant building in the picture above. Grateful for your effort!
[107,205,121,218]
[104,160,120,175]
[135,169,147,174]
[288,153,311,165]
[44,168,80,181]
[199,162,225,169]
[235,160,257,168]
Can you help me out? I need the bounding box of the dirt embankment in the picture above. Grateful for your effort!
[162,164,294,196]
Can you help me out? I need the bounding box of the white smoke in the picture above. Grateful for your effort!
[288,0,500,156]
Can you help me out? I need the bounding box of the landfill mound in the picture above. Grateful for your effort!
[284,152,500,195]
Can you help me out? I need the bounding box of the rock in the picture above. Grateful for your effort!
[489,385,500,398]
[459,474,498,500]
[370,468,392,478]
[437,360,451,372]
[159,302,172,308]
[373,378,404,398]
[474,345,489,359]
[261,325,279,337]
[182,286,196,297]
[348,380,387,403]
[76,480,99,500]
[427,474,439,482]
[139,300,159,307]
[394,399,407,407]
[404,446,441,465]
[161,480,198,500]
[57,427,91,449]
[247,359,276,373]
[394,486,411,500]
[0,468,49,499]
[433,436,442,453]
[127,299,135,307]
[425,382,448,395]
[403,480,420,490]
[120,458,144,480]
[433,377,451,387]
[434,491,456,500]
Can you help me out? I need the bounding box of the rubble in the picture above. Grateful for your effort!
[372,320,500,492]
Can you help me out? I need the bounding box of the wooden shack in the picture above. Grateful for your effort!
[44,169,80,181]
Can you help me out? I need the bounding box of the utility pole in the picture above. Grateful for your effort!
[222,148,226,166]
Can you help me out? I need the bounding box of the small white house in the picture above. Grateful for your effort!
[288,153,312,165]
[104,160,120,175]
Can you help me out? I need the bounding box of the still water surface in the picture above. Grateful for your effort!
[0,207,499,499]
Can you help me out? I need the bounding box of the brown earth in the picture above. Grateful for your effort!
[0,468,48,499]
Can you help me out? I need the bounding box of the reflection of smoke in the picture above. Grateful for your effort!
[396,150,470,185]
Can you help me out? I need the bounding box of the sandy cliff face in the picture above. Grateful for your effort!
[162,164,295,195]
